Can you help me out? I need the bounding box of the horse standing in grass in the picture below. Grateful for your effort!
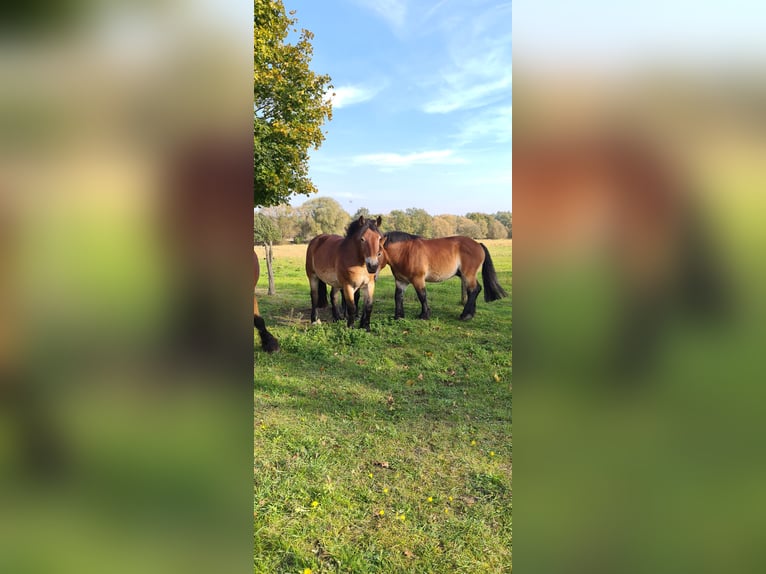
[382,233,508,320]
[305,216,387,331]
[254,249,279,353]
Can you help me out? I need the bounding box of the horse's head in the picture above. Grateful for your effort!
[352,215,387,274]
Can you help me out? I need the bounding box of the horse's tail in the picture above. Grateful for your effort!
[480,243,508,302]
[317,278,328,308]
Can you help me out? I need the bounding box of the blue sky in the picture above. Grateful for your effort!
[285,0,512,217]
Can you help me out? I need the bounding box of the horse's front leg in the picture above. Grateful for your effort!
[359,281,375,331]
[309,276,321,324]
[342,284,357,328]
[330,287,342,322]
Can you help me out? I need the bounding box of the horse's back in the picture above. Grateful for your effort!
[306,234,344,280]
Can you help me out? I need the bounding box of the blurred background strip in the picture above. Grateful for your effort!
[0,2,254,573]
[514,1,766,573]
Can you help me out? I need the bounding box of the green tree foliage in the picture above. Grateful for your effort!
[495,211,512,238]
[387,210,412,233]
[405,208,435,238]
[432,215,457,237]
[351,207,371,220]
[298,197,349,239]
[253,212,282,246]
[488,218,510,239]
[254,0,333,207]
[261,204,300,242]
[466,212,490,239]
[456,217,481,239]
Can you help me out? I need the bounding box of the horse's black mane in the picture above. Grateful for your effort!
[384,231,420,244]
[345,217,381,238]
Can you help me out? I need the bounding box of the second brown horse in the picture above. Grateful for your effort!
[305,216,387,331]
[382,232,508,320]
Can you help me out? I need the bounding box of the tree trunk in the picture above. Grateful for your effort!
[265,243,276,295]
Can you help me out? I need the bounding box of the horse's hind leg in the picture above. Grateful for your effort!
[459,276,482,321]
[394,279,408,319]
[461,277,469,306]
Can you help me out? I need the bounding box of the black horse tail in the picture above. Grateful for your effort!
[317,279,329,308]
[255,315,280,353]
[480,243,508,302]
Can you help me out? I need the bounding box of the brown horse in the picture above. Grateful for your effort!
[382,232,508,320]
[305,216,387,330]
[254,249,279,352]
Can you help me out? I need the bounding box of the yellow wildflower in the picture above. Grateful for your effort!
[310,500,319,508]
[378,509,385,516]
[490,451,495,457]
[427,497,433,503]
[383,487,389,494]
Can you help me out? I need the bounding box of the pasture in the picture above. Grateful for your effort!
[254,240,512,573]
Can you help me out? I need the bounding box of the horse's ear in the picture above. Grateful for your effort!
[358,215,365,225]
[376,215,382,228]
[380,235,387,246]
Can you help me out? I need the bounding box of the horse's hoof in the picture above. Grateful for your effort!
[262,338,280,353]
[459,313,474,321]
[418,313,431,320]
[311,319,322,325]
[394,315,404,320]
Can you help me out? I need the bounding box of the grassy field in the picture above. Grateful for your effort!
[254,239,512,573]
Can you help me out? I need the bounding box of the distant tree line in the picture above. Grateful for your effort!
[254,197,511,246]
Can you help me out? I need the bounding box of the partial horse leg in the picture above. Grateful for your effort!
[359,281,375,331]
[394,279,408,319]
[255,313,280,352]
[459,276,482,320]
[309,275,322,324]
[412,276,431,319]
[457,269,468,305]
[342,284,358,328]
[330,287,343,322]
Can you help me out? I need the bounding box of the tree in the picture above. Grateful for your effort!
[432,215,457,237]
[261,204,300,243]
[456,217,481,238]
[466,212,490,239]
[297,197,349,240]
[253,212,282,294]
[405,208,434,238]
[351,207,371,221]
[254,0,333,207]
[487,218,510,239]
[495,211,512,238]
[387,210,413,233]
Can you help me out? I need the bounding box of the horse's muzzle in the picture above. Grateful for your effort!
[365,259,379,274]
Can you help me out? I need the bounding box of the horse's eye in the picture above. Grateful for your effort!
[377,251,382,256]
[360,238,365,243]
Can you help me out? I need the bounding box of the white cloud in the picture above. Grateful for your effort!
[327,84,382,109]
[352,0,407,33]
[353,149,466,168]
[422,3,512,113]
[455,105,513,145]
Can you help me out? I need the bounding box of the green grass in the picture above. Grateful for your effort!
[255,240,512,573]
